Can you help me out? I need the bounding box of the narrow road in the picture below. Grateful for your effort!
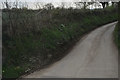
[24,22,118,78]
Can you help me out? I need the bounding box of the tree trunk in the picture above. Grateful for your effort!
[100,2,106,9]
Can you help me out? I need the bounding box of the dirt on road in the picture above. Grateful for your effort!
[23,22,118,78]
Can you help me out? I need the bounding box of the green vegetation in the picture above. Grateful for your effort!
[114,2,120,51]
[114,23,120,49]
[3,6,118,78]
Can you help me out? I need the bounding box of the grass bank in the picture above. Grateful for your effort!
[114,23,120,50]
[114,2,120,51]
[3,6,118,78]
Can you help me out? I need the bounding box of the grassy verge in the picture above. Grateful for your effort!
[114,2,120,51]
[3,6,118,78]
[114,23,120,49]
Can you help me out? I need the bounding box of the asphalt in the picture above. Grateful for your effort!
[23,22,118,78]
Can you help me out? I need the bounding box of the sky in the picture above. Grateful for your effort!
[0,0,119,9]
[0,0,92,2]
[0,0,119,2]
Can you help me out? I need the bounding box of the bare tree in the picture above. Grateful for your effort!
[18,1,23,9]
[2,2,5,9]
[111,2,118,7]
[44,3,54,10]
[74,2,82,9]
[61,2,66,9]
[22,2,28,9]
[4,0,9,9]
[100,2,109,8]
[34,2,44,9]
[112,2,115,6]
[13,0,19,8]
[74,1,95,9]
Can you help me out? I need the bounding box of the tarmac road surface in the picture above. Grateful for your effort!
[23,22,118,78]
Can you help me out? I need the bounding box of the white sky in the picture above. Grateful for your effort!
[0,0,119,2]
[0,0,92,2]
[0,2,103,9]
[0,0,119,9]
